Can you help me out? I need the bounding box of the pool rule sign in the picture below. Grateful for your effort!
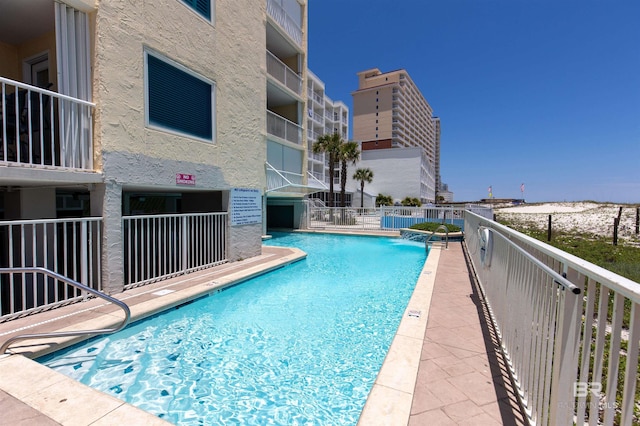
[230,188,262,226]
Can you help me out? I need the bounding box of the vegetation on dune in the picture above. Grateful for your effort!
[496,216,640,283]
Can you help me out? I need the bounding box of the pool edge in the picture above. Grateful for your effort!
[357,244,442,425]
[0,246,307,425]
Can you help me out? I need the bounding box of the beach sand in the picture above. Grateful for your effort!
[494,202,640,244]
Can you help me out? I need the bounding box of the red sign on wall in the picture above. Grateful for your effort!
[176,173,195,186]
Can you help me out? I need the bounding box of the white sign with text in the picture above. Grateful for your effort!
[230,188,262,226]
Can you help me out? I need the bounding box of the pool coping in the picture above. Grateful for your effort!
[357,243,442,425]
[0,232,437,425]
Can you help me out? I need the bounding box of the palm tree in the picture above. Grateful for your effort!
[338,141,360,207]
[312,133,343,207]
[353,168,374,209]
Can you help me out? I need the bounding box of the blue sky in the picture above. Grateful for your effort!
[307,0,640,203]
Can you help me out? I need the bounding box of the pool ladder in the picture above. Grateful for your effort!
[0,267,131,354]
[424,225,450,251]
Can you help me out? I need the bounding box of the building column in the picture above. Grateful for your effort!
[91,180,123,294]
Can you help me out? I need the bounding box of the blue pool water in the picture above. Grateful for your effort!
[40,232,427,425]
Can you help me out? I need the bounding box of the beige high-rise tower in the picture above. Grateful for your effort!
[352,68,439,203]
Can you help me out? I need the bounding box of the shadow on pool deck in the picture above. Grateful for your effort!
[0,241,527,425]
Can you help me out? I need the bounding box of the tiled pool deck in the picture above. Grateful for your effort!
[0,237,527,425]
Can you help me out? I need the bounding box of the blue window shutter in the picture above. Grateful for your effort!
[181,0,211,20]
[148,54,213,140]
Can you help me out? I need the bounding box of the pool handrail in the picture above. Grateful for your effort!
[424,224,450,250]
[0,267,131,354]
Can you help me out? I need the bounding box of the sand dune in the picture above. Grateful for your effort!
[494,202,640,244]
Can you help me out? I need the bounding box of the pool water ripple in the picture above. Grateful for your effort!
[40,232,426,425]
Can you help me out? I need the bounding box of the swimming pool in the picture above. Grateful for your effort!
[40,232,427,425]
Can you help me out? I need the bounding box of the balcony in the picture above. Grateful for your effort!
[308,109,323,124]
[1,77,94,170]
[311,91,324,105]
[266,50,302,96]
[307,129,320,142]
[266,0,303,47]
[267,110,302,145]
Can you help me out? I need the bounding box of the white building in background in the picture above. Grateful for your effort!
[306,70,349,206]
[348,146,434,208]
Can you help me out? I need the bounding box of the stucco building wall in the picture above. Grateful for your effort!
[90,0,267,288]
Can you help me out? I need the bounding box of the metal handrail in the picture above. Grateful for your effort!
[0,267,131,354]
[424,224,450,250]
[478,226,581,295]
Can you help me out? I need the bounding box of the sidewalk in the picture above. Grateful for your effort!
[409,243,528,425]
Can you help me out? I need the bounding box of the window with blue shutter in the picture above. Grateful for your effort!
[181,0,211,20]
[146,51,214,142]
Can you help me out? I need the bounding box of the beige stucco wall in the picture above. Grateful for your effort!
[93,0,267,192]
[0,41,20,79]
[0,31,57,86]
[90,0,271,288]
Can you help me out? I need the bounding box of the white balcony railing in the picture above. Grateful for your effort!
[1,77,94,170]
[123,212,228,289]
[465,211,640,426]
[307,129,320,142]
[0,217,103,321]
[308,109,323,124]
[311,92,324,105]
[266,0,303,47]
[267,110,303,145]
[266,50,302,96]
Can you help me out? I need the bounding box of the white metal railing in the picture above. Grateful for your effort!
[266,50,302,96]
[379,206,468,230]
[266,0,303,47]
[466,204,494,220]
[1,77,94,169]
[0,217,102,322]
[325,111,336,121]
[307,129,320,142]
[311,92,323,105]
[122,212,228,289]
[0,266,130,354]
[305,206,474,231]
[309,110,323,124]
[307,207,381,230]
[267,110,303,145]
[465,211,640,426]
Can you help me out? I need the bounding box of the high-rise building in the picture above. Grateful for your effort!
[352,68,439,203]
[306,70,349,206]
